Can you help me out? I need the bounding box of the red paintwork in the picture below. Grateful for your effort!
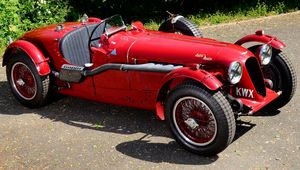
[235,30,286,50]
[3,40,51,76]
[2,17,284,119]
[159,67,223,91]
[240,88,279,114]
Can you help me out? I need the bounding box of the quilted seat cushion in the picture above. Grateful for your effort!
[60,23,104,66]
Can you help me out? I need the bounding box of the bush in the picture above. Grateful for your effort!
[0,0,21,52]
[0,0,70,54]
[68,0,299,23]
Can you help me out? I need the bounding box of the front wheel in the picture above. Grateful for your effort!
[248,46,297,110]
[165,84,236,155]
[262,52,297,110]
[6,52,50,108]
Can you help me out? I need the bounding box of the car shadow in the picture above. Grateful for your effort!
[0,81,257,164]
[234,119,256,142]
[254,110,281,117]
[115,138,219,164]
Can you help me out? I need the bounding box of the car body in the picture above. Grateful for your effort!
[2,15,296,155]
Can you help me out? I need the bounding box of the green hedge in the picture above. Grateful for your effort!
[68,0,299,22]
[0,0,70,54]
[1,0,299,55]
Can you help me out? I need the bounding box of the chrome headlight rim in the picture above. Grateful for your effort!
[259,44,272,65]
[228,61,243,85]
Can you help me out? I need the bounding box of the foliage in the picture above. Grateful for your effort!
[189,1,290,25]
[0,0,21,53]
[0,0,299,55]
[0,0,70,55]
[145,1,295,29]
[19,0,70,28]
[68,0,299,23]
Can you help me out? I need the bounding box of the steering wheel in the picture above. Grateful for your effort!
[88,21,106,53]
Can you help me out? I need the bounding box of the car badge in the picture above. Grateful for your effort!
[111,49,117,56]
[242,51,248,55]
[195,53,206,58]
[195,53,212,61]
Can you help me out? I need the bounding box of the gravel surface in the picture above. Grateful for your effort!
[0,11,300,170]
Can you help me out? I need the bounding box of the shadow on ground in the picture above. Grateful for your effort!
[0,81,259,164]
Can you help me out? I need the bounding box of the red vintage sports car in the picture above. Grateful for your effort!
[2,15,296,155]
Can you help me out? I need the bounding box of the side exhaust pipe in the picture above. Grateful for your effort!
[58,63,182,83]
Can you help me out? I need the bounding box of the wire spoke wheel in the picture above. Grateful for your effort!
[11,62,37,100]
[261,64,281,91]
[6,52,50,108]
[165,83,235,155]
[173,97,217,146]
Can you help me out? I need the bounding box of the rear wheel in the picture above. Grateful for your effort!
[6,52,50,108]
[165,83,236,155]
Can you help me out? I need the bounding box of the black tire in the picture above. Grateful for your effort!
[262,52,297,110]
[248,46,297,110]
[6,51,50,108]
[159,16,203,38]
[165,83,236,155]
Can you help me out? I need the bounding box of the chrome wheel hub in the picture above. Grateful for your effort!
[173,96,217,146]
[16,79,25,86]
[11,62,37,100]
[184,118,199,130]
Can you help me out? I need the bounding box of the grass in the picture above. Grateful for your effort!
[144,1,298,30]
[0,48,4,57]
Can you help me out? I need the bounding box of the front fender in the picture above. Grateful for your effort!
[155,67,223,120]
[2,40,50,76]
[235,30,286,50]
[160,67,223,91]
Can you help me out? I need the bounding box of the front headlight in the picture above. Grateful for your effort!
[228,61,243,84]
[259,44,272,65]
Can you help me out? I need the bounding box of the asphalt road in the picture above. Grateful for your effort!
[0,12,300,170]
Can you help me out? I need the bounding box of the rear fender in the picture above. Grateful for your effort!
[2,40,50,76]
[155,67,223,120]
[235,30,286,50]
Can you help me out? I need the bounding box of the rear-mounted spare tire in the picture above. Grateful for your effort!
[159,16,203,38]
